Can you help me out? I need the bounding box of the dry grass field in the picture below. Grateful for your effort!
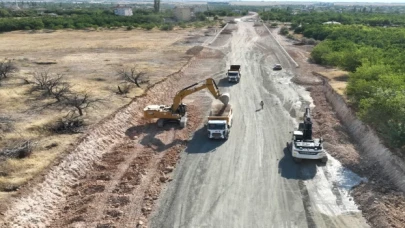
[315,70,349,97]
[0,27,213,199]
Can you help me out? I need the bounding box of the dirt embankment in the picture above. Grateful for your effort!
[273,30,405,228]
[51,104,204,227]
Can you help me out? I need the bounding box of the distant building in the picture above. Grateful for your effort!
[193,5,208,13]
[207,2,229,5]
[7,0,20,11]
[114,6,133,16]
[323,21,341,25]
[174,6,193,21]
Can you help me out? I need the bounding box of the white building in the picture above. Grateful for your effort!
[193,5,208,13]
[114,7,133,16]
[174,6,193,21]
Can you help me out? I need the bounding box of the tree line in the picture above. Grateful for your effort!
[0,6,247,32]
[260,9,405,27]
[261,9,405,150]
[301,24,405,148]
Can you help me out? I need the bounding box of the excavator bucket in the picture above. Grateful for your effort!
[219,93,230,105]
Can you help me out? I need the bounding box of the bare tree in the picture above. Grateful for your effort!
[63,93,103,116]
[33,70,51,90]
[47,112,84,134]
[0,61,17,85]
[117,83,132,95]
[51,83,71,102]
[32,71,70,101]
[33,71,64,94]
[117,67,149,88]
[0,141,33,159]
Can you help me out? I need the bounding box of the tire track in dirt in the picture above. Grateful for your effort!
[0,46,224,227]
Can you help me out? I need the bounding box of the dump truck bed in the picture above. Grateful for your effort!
[208,104,232,125]
[229,65,241,71]
[209,104,232,117]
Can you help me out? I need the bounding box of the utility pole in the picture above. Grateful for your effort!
[154,0,160,13]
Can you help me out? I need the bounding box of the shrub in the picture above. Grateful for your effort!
[279,26,289,35]
[286,34,295,40]
[160,24,173,31]
[141,23,155,30]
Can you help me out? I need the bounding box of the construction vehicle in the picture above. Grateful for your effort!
[290,107,328,163]
[207,104,233,140]
[226,65,241,82]
[143,78,230,128]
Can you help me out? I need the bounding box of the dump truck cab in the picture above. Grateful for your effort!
[227,65,241,83]
[207,120,230,139]
[207,104,233,140]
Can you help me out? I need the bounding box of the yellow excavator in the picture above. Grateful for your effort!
[143,78,230,128]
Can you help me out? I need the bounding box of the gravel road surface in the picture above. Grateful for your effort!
[150,17,369,228]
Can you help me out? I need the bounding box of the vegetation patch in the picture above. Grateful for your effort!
[261,8,405,153]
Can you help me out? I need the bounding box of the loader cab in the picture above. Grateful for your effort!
[292,131,304,141]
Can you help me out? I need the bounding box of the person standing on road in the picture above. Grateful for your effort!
[260,100,264,110]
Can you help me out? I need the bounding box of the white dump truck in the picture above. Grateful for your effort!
[226,65,241,82]
[207,104,233,140]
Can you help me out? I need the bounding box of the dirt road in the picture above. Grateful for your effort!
[150,17,369,228]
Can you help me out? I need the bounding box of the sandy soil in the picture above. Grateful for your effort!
[0,27,216,202]
[270,26,405,228]
[0,24,226,226]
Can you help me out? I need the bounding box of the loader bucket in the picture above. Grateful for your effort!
[219,93,230,105]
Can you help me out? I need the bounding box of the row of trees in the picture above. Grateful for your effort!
[0,6,249,32]
[270,10,405,149]
[259,9,405,27]
[0,11,165,32]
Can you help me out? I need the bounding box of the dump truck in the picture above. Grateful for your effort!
[227,65,241,82]
[290,108,327,163]
[207,104,233,140]
[143,78,230,128]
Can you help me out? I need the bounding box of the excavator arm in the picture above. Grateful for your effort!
[171,78,225,112]
[143,78,229,128]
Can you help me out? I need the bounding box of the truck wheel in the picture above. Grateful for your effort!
[293,157,302,163]
[321,157,328,163]
[157,119,164,128]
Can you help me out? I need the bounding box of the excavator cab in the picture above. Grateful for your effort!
[173,103,187,116]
